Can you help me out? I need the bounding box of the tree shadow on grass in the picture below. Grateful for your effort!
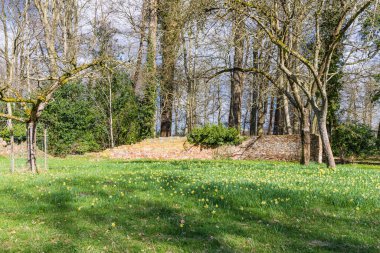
[1,167,379,252]
[180,179,380,253]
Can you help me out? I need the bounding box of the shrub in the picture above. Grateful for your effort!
[332,123,377,159]
[187,124,243,148]
[0,122,27,144]
[41,83,103,156]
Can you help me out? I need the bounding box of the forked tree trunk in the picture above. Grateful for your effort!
[316,111,336,168]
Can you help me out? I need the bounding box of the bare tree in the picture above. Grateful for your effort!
[0,0,105,172]
[228,3,246,132]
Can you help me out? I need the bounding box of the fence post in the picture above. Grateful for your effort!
[44,127,48,170]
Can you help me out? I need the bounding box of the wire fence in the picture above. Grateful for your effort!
[0,127,48,171]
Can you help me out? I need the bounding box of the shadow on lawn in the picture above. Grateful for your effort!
[1,170,379,252]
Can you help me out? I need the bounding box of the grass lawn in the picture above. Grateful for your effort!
[0,157,379,252]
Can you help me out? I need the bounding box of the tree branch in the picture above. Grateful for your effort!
[0,113,27,123]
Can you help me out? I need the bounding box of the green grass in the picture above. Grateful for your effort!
[0,157,379,252]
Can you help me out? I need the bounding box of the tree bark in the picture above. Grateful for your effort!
[182,30,196,134]
[377,121,380,147]
[140,0,158,138]
[27,121,38,173]
[273,95,284,135]
[108,75,114,148]
[291,106,300,134]
[160,92,174,137]
[300,108,310,166]
[316,110,336,168]
[7,103,15,173]
[44,127,48,171]
[159,0,181,137]
[250,50,259,136]
[217,80,222,125]
[63,0,78,65]
[283,89,292,134]
[133,0,147,91]
[257,85,268,136]
[228,8,245,132]
[249,93,258,135]
[267,96,275,135]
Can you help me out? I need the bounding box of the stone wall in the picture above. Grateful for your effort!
[217,134,322,162]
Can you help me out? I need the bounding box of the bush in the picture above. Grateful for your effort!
[332,123,377,159]
[41,83,103,156]
[0,122,27,144]
[187,124,243,148]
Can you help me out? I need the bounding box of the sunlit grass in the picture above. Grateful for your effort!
[0,156,379,252]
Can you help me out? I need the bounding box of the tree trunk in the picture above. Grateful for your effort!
[108,75,114,148]
[267,96,275,135]
[250,96,258,135]
[250,50,259,136]
[283,94,292,134]
[273,95,284,135]
[257,88,268,135]
[217,81,222,125]
[317,111,336,168]
[300,108,310,166]
[159,0,181,137]
[140,0,158,138]
[7,103,15,173]
[242,104,250,135]
[292,106,300,134]
[63,0,78,65]
[160,92,173,137]
[27,121,38,173]
[133,0,147,91]
[183,30,195,134]
[174,94,179,135]
[228,8,245,132]
[44,127,48,171]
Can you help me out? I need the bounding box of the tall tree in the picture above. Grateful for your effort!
[228,4,246,132]
[159,0,182,137]
[139,0,158,138]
